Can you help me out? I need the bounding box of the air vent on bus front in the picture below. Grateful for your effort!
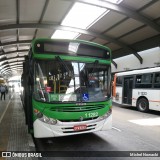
[50,104,105,112]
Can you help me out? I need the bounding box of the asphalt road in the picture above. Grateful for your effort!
[34,103,160,160]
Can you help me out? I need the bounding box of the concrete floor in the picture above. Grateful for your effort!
[0,93,33,160]
[0,94,13,160]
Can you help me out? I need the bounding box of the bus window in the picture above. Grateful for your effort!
[154,72,160,88]
[135,74,153,88]
[116,77,122,86]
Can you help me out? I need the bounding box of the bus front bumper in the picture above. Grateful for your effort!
[33,115,112,138]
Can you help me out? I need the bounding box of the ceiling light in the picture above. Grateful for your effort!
[61,2,107,29]
[51,2,107,39]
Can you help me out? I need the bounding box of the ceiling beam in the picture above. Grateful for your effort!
[1,67,23,74]
[16,0,20,37]
[1,65,20,72]
[16,0,20,53]
[64,0,160,32]
[39,0,50,22]
[138,0,159,11]
[0,60,24,70]
[0,41,6,56]
[16,0,20,24]
[16,29,19,49]
[2,61,24,67]
[1,65,23,73]
[0,40,31,47]
[2,67,23,74]
[2,71,12,76]
[1,64,23,70]
[112,34,160,59]
[0,49,28,56]
[1,64,23,73]
[0,23,143,63]
[0,55,25,63]
[1,69,12,74]
[0,49,25,69]
[101,0,159,34]
[0,41,12,72]
[33,0,50,39]
[112,60,117,69]
[113,18,160,41]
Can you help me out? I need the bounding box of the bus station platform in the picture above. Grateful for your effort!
[0,93,36,160]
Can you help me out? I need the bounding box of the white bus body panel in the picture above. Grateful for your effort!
[33,115,112,138]
[113,86,123,104]
[113,88,160,111]
[132,89,160,111]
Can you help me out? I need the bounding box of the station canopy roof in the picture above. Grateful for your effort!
[0,0,159,77]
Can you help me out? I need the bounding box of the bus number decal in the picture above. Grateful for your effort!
[85,112,98,118]
[138,92,147,96]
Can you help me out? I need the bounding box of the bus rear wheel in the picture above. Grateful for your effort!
[137,98,149,112]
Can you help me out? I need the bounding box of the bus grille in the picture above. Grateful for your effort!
[59,116,98,122]
[50,104,105,112]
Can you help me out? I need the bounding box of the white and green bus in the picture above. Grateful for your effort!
[21,38,112,138]
[112,67,160,112]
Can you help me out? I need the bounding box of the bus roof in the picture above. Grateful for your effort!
[31,38,111,63]
[116,67,160,77]
[32,38,111,52]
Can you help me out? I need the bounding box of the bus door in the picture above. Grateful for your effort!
[123,77,133,104]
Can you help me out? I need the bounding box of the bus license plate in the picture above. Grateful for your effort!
[74,125,87,131]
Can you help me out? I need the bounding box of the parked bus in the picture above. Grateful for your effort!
[112,67,160,112]
[21,38,112,138]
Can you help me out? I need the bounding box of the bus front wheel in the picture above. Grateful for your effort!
[137,98,149,112]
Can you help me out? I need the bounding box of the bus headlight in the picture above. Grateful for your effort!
[34,109,57,125]
[41,115,50,123]
[99,108,112,120]
[49,118,57,125]
[39,115,57,125]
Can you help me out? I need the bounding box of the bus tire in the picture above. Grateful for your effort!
[137,98,149,112]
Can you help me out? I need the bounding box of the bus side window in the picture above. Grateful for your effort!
[135,74,153,88]
[116,77,122,86]
[154,73,160,88]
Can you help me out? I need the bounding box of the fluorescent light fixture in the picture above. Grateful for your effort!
[52,2,107,39]
[51,30,79,39]
[61,2,107,29]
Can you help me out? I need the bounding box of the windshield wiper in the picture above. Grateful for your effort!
[55,56,70,73]
[37,63,46,101]
[90,60,99,77]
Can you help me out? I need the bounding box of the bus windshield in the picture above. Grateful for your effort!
[33,59,111,103]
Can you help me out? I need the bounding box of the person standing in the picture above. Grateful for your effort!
[1,85,6,100]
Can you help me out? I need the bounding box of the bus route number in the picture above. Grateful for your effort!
[85,112,98,118]
[138,92,147,96]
